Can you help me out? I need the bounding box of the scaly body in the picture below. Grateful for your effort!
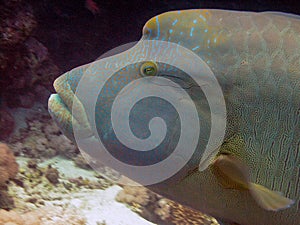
[143,10,300,225]
[48,10,300,225]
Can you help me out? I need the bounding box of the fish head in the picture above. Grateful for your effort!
[48,9,227,186]
[48,48,220,186]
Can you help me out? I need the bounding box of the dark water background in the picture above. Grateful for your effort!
[32,0,300,72]
[1,0,300,144]
[0,1,299,223]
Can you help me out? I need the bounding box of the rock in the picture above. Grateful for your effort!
[74,154,91,170]
[33,84,51,104]
[0,4,37,49]
[0,1,60,111]
[5,92,35,108]
[45,165,59,185]
[24,37,49,69]
[0,110,15,140]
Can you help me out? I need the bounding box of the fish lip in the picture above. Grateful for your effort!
[53,74,72,108]
[48,92,76,141]
[48,74,93,141]
[50,74,74,116]
[53,75,63,95]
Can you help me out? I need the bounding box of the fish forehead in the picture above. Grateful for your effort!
[142,10,300,69]
[142,9,300,39]
[143,10,225,52]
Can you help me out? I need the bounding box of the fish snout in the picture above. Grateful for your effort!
[48,73,93,142]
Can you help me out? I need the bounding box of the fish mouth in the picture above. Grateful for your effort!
[48,72,93,142]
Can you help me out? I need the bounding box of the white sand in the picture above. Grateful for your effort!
[17,156,155,225]
[66,185,155,225]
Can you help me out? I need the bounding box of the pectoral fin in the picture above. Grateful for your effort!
[249,183,295,211]
[212,154,294,211]
[212,154,249,190]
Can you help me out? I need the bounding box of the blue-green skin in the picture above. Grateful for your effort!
[48,10,300,225]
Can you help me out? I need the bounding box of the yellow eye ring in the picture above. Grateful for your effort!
[140,61,158,76]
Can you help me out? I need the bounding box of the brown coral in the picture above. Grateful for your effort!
[115,185,155,206]
[0,143,18,187]
[0,190,15,210]
[116,185,220,225]
[157,199,220,225]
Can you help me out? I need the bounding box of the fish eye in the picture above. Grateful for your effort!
[140,61,158,76]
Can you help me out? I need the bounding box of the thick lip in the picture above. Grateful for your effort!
[48,73,93,141]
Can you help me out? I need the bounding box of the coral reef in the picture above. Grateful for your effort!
[9,154,113,212]
[156,199,220,225]
[116,186,220,225]
[0,190,15,210]
[9,116,78,158]
[45,165,60,185]
[0,1,36,49]
[0,0,62,142]
[0,143,19,209]
[68,176,112,190]
[0,0,61,140]
[0,206,86,225]
[73,154,92,169]
[116,186,163,223]
[0,109,15,140]
[1,34,60,109]
[0,143,19,187]
[116,186,157,207]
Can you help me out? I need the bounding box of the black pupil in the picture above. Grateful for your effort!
[144,67,154,74]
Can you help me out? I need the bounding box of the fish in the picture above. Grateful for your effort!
[48,9,300,225]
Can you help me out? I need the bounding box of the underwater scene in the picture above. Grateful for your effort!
[0,0,299,225]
